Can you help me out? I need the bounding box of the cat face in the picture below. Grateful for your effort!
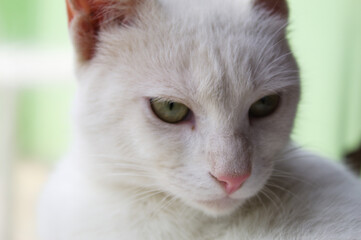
[70,0,299,216]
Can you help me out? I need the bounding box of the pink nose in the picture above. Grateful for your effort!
[212,173,251,195]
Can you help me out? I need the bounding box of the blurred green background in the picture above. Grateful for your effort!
[0,0,361,163]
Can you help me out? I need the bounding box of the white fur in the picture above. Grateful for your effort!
[38,0,361,239]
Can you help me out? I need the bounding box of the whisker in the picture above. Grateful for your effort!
[104,172,158,179]
[270,171,315,187]
[258,52,294,76]
[265,182,300,201]
[150,194,176,217]
[253,21,289,73]
[255,194,268,213]
[259,187,282,213]
[126,189,164,206]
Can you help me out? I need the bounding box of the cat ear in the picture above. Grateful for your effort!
[66,0,141,62]
[254,0,288,18]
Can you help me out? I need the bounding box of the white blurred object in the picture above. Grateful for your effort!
[0,45,75,240]
[0,88,17,240]
[0,45,75,86]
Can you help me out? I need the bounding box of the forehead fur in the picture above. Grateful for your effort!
[90,0,297,114]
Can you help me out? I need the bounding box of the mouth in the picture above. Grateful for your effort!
[198,197,235,206]
[195,197,244,214]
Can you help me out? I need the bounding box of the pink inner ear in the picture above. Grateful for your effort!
[254,0,288,18]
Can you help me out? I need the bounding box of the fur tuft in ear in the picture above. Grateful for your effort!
[254,0,288,18]
[66,0,141,62]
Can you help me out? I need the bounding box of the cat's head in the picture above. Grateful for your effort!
[67,0,299,216]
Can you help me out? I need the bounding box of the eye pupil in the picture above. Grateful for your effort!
[169,102,174,110]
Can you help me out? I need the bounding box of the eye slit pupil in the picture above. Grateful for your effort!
[169,102,174,110]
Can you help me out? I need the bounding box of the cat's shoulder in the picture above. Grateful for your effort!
[261,146,361,239]
[276,145,360,189]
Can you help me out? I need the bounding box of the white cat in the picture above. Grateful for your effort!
[38,0,361,239]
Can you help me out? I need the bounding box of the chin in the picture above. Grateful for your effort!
[190,197,246,217]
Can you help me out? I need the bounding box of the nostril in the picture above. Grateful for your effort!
[211,173,251,195]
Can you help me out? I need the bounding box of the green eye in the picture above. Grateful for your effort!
[150,99,190,123]
[249,95,280,118]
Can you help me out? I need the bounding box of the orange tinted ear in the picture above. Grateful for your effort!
[66,0,141,62]
[254,0,288,18]
[66,0,74,24]
[66,0,93,25]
